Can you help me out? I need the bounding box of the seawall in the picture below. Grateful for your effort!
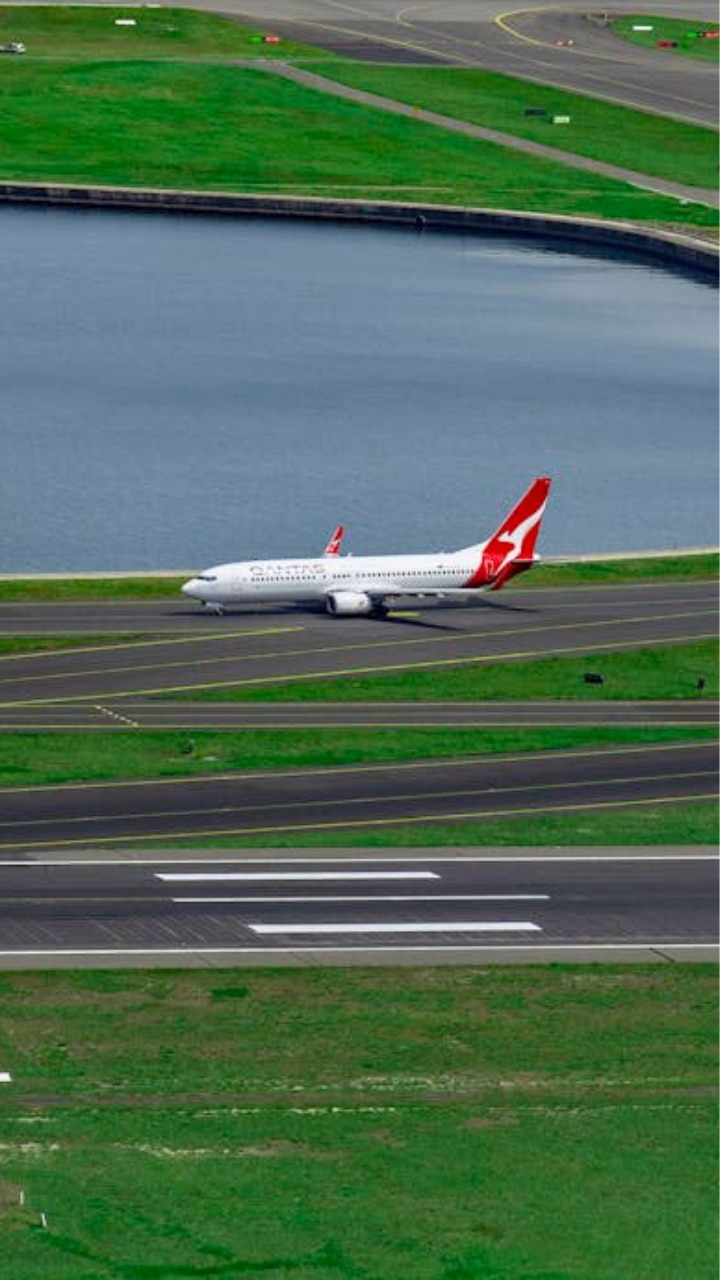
[0,182,717,279]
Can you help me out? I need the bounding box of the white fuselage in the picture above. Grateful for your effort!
[182,548,485,608]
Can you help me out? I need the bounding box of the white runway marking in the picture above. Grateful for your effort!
[248,921,542,934]
[173,895,550,904]
[157,871,440,882]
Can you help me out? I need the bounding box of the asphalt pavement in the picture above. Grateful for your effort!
[0,851,714,966]
[1,740,715,852]
[0,699,716,731]
[219,0,719,125]
[0,580,716,708]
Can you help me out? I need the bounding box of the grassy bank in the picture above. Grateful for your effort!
[612,14,720,60]
[1,725,711,787]
[0,635,151,656]
[0,554,716,600]
[0,4,324,60]
[0,966,716,1279]
[305,61,719,189]
[153,798,719,847]
[196,639,719,702]
[0,61,715,225]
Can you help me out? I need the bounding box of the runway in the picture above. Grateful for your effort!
[0,580,716,707]
[219,0,719,125]
[0,851,714,966]
[0,740,715,852]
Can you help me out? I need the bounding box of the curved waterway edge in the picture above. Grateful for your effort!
[0,182,717,280]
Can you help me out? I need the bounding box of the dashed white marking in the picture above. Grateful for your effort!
[94,704,140,728]
[157,871,440,882]
[248,921,541,935]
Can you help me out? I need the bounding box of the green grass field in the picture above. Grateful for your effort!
[0,966,716,1279]
[0,61,714,225]
[152,798,718,847]
[197,639,718,702]
[0,635,150,656]
[0,555,716,600]
[612,13,720,60]
[305,61,718,189]
[0,4,324,59]
[1,725,711,788]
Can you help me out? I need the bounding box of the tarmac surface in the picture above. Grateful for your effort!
[13,0,717,123]
[1,580,716,708]
[1,699,716,731]
[218,0,719,125]
[1,740,715,852]
[0,850,714,966]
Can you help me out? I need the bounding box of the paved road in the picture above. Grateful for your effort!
[7,0,716,122]
[0,740,715,853]
[0,851,714,966]
[0,698,716,731]
[0,581,716,706]
[219,0,718,125]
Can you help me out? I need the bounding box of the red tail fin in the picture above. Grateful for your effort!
[465,478,551,589]
[323,525,344,557]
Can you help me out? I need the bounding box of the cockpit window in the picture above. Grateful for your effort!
[197,574,218,582]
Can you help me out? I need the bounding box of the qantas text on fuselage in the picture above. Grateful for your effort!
[182,478,551,617]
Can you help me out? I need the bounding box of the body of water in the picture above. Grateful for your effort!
[1,206,717,570]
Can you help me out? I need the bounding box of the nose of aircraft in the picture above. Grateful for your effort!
[181,579,198,597]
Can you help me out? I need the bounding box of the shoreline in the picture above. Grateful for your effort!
[1,182,718,278]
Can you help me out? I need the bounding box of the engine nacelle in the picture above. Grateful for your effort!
[325,590,374,616]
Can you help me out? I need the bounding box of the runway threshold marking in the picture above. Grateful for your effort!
[172,895,551,903]
[156,870,439,881]
[0,736,712,797]
[3,622,716,707]
[248,921,542,934]
[1,791,715,851]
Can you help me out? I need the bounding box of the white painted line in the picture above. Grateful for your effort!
[5,854,714,867]
[0,1073,11,1083]
[249,921,542,934]
[157,871,440,882]
[172,894,550,904]
[0,943,711,956]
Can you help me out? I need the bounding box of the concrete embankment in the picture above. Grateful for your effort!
[0,182,717,279]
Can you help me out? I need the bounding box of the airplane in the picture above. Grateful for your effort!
[182,477,551,618]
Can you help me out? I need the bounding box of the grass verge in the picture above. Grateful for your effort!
[193,639,719,701]
[0,554,716,601]
[0,635,152,656]
[0,4,325,60]
[0,725,712,787]
[611,14,720,60]
[150,798,719,848]
[302,61,718,189]
[0,966,716,1279]
[0,62,715,225]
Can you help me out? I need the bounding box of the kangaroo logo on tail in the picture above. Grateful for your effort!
[465,477,551,589]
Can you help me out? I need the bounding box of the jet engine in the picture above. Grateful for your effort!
[325,590,375,616]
